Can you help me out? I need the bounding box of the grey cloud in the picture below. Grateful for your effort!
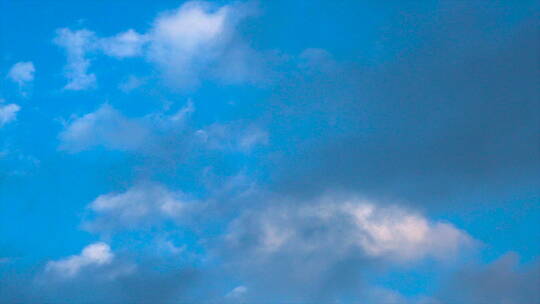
[1,259,199,304]
[437,253,540,304]
[268,2,540,207]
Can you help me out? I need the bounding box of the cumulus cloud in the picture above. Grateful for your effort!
[82,183,193,232]
[343,203,471,261]
[221,194,474,301]
[227,196,473,263]
[54,28,97,90]
[0,102,21,127]
[54,1,259,89]
[29,2,539,303]
[148,2,262,87]
[145,2,228,85]
[7,61,35,86]
[45,242,113,278]
[58,104,150,152]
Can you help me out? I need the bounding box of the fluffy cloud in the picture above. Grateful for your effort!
[54,29,97,90]
[343,203,470,261]
[146,1,261,87]
[58,104,150,152]
[145,1,233,87]
[0,102,21,127]
[7,61,35,86]
[226,196,473,263]
[218,194,474,302]
[54,1,258,90]
[83,183,192,232]
[45,242,113,278]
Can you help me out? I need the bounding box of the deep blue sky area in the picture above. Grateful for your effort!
[1,1,539,303]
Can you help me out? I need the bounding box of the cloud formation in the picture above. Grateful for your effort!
[54,1,259,90]
[54,29,97,90]
[0,102,20,127]
[226,195,473,262]
[82,183,192,232]
[219,193,474,301]
[45,242,113,278]
[57,101,267,162]
[58,104,150,152]
[3,1,537,303]
[7,61,35,87]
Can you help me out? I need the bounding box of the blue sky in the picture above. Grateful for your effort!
[1,1,539,303]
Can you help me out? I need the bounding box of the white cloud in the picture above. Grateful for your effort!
[226,196,474,263]
[54,1,258,89]
[83,183,191,232]
[0,102,21,127]
[7,61,35,86]
[225,285,247,299]
[58,104,150,152]
[54,28,97,90]
[99,29,148,58]
[45,242,113,278]
[342,202,471,261]
[146,2,229,87]
[57,101,198,154]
